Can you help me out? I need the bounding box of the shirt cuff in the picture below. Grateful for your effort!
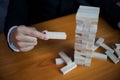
[7,26,20,52]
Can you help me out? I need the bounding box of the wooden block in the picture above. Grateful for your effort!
[74,57,91,67]
[81,39,94,45]
[115,44,120,49]
[82,25,90,32]
[75,38,82,43]
[81,34,96,40]
[105,51,119,64]
[77,6,100,18]
[75,28,95,34]
[84,58,92,67]
[100,43,114,53]
[86,44,95,50]
[76,25,84,32]
[60,62,77,75]
[74,59,85,66]
[95,37,104,46]
[74,52,86,61]
[59,51,72,65]
[114,49,120,58]
[44,31,67,39]
[80,20,91,25]
[74,53,86,60]
[76,18,98,25]
[93,37,104,51]
[74,50,93,58]
[74,51,92,67]
[88,34,96,40]
[77,24,97,34]
[76,6,100,23]
[75,34,95,43]
[76,30,96,39]
[74,43,94,51]
[55,58,64,65]
[74,43,87,50]
[82,34,89,39]
[74,46,93,52]
[92,52,107,60]
[89,24,98,33]
[74,52,86,66]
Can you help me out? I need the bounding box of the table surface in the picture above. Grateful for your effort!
[0,14,120,80]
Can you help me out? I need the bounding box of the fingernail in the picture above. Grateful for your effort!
[42,30,48,34]
[44,36,49,40]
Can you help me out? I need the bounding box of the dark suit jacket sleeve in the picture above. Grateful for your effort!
[0,0,9,33]
[4,0,28,37]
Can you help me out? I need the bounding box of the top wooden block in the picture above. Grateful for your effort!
[76,6,100,23]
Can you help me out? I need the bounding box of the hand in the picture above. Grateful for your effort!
[10,25,48,52]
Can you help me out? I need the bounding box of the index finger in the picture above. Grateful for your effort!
[32,30,48,40]
[18,26,48,40]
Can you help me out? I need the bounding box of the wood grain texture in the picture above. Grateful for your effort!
[0,14,120,80]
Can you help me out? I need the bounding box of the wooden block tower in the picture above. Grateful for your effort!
[74,6,100,67]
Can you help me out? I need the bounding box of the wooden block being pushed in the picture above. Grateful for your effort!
[92,52,107,60]
[59,51,72,65]
[44,31,67,39]
[105,50,119,64]
[60,62,77,75]
[55,58,64,65]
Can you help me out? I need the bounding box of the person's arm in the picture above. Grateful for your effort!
[4,0,48,52]
[9,25,48,52]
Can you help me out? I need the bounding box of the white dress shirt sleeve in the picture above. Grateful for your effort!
[7,26,20,52]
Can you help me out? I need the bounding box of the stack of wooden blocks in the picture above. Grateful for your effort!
[74,6,100,67]
[54,6,120,75]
